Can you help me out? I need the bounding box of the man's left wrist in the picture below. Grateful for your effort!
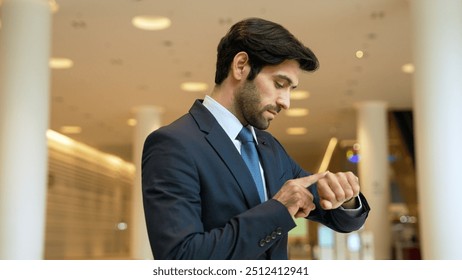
[342,196,358,209]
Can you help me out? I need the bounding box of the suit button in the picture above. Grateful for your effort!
[265,235,272,243]
[271,232,277,239]
[276,227,283,235]
[259,239,266,247]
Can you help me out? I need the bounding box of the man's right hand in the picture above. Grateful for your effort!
[273,172,327,218]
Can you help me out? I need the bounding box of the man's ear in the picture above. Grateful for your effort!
[231,52,249,81]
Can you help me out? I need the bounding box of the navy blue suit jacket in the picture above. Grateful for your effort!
[142,100,370,259]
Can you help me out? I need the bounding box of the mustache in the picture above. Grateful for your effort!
[263,105,282,113]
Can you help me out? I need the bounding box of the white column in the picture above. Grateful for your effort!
[131,106,162,259]
[356,101,391,259]
[0,0,51,259]
[410,0,462,259]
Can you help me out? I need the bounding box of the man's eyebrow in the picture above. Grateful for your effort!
[275,74,298,89]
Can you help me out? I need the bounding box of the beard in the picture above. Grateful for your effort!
[235,80,280,130]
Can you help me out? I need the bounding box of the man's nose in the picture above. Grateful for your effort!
[277,90,291,110]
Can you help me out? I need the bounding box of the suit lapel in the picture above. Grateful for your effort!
[255,133,281,198]
[189,100,262,208]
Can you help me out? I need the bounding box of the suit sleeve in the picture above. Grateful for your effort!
[307,186,370,233]
[142,129,296,260]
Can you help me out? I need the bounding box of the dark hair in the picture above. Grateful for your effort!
[214,17,319,85]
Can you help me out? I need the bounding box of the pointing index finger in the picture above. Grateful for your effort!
[297,171,329,188]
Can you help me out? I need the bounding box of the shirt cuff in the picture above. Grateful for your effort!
[338,196,363,215]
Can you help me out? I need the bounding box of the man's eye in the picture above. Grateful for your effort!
[275,82,284,89]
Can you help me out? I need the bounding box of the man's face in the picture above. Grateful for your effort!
[235,60,301,130]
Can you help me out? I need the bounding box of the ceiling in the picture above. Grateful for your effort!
[28,0,415,170]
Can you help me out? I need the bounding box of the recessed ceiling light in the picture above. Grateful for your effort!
[132,16,171,31]
[117,222,128,231]
[60,126,82,134]
[285,108,309,117]
[286,127,307,135]
[291,90,310,100]
[127,118,137,126]
[180,82,208,92]
[401,63,415,74]
[355,50,364,59]
[49,58,73,69]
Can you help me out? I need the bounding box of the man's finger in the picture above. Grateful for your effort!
[320,199,333,210]
[296,171,329,188]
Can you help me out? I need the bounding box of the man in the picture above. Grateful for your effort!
[142,17,370,260]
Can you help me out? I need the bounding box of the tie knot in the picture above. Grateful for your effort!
[237,126,254,143]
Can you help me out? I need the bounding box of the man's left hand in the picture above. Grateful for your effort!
[316,171,360,210]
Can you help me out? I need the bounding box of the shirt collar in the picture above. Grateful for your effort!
[202,95,257,142]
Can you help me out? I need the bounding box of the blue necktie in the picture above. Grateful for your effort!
[237,126,265,202]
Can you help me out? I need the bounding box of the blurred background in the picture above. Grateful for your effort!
[1,0,461,259]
